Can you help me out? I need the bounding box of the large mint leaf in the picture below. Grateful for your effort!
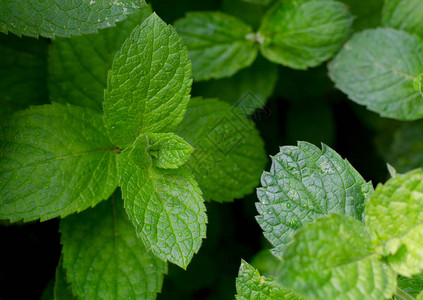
[256,142,373,256]
[236,260,301,300]
[396,274,423,299]
[192,56,278,115]
[258,0,352,69]
[176,98,267,202]
[366,169,423,276]
[104,13,192,148]
[329,28,423,120]
[0,34,48,114]
[118,148,207,268]
[280,214,396,299]
[0,0,145,38]
[382,0,423,38]
[48,6,152,112]
[54,258,76,300]
[0,103,118,222]
[174,12,258,81]
[60,194,167,299]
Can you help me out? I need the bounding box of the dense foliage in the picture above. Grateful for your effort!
[1,0,423,299]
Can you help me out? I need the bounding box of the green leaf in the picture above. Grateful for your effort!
[366,169,423,276]
[258,0,352,69]
[176,98,267,202]
[418,73,423,96]
[192,56,278,115]
[0,103,118,222]
[397,274,423,298]
[341,0,383,30]
[256,142,373,256]
[54,258,76,300]
[328,28,423,120]
[382,0,423,38]
[280,214,397,299]
[104,13,192,148]
[418,291,423,300]
[145,133,193,169]
[222,0,270,30]
[118,149,207,268]
[48,6,152,112]
[174,12,258,81]
[60,194,167,299]
[0,34,48,112]
[236,260,301,300]
[0,0,145,38]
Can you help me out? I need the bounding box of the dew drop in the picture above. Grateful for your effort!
[286,203,291,209]
[145,225,151,231]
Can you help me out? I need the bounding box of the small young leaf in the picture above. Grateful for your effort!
[48,6,152,112]
[382,0,423,38]
[60,195,167,299]
[104,13,192,148]
[340,0,383,30]
[0,34,48,112]
[0,0,145,38]
[118,149,207,269]
[329,28,423,120]
[256,142,373,256]
[146,133,193,169]
[192,56,278,115]
[236,260,300,300]
[366,169,423,276]
[280,214,396,299]
[176,98,267,202]
[54,258,76,300]
[258,0,352,69]
[174,12,258,81]
[0,103,118,222]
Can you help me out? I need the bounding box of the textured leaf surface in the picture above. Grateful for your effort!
[54,258,76,300]
[176,98,267,202]
[192,56,278,114]
[419,74,423,96]
[329,28,423,120]
[60,195,167,299]
[104,13,192,148]
[366,169,423,276]
[118,149,207,268]
[174,12,258,81]
[145,133,193,169]
[256,142,373,255]
[48,6,152,112]
[0,0,145,38]
[0,34,48,113]
[0,103,118,222]
[397,274,423,299]
[341,0,383,30]
[258,0,352,69]
[382,0,423,38]
[280,214,396,299]
[236,260,300,300]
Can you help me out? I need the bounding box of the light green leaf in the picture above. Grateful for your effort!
[145,133,193,169]
[418,73,423,96]
[176,98,267,202]
[118,149,207,268]
[104,13,192,148]
[366,169,423,276]
[382,0,423,38]
[280,214,396,299]
[60,194,167,299]
[192,56,278,115]
[0,34,48,113]
[174,12,258,81]
[48,6,152,112]
[258,0,352,69]
[256,142,373,256]
[54,258,76,300]
[0,103,118,222]
[0,0,145,38]
[418,291,423,300]
[236,260,300,300]
[329,28,423,120]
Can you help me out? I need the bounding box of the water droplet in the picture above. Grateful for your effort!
[286,203,291,209]
[145,225,151,231]
[177,232,182,237]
